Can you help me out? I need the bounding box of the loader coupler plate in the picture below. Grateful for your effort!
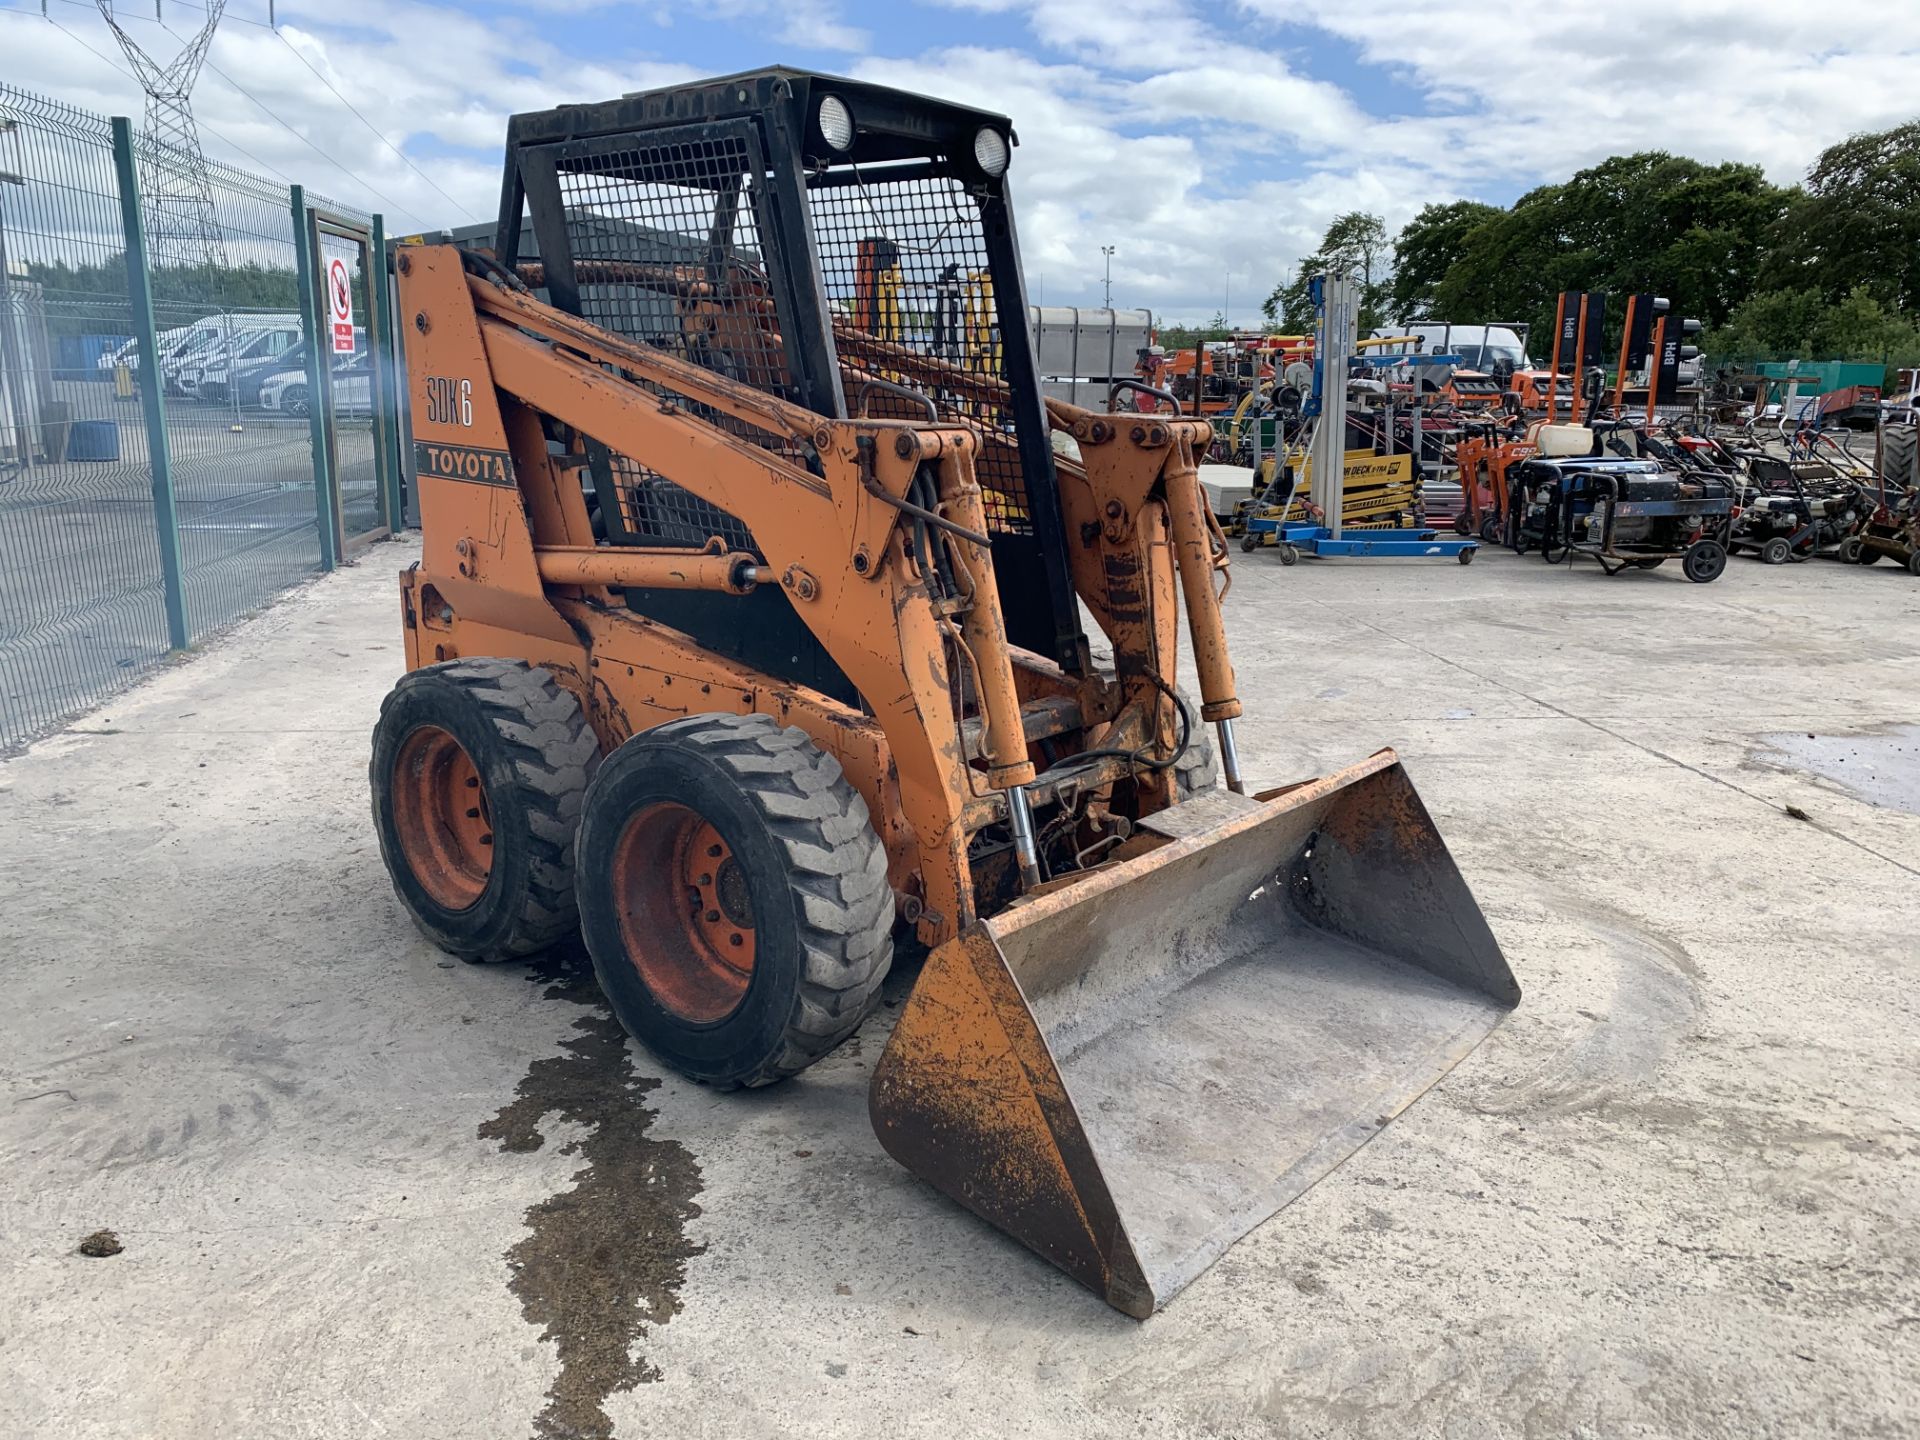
[869,748,1517,1318]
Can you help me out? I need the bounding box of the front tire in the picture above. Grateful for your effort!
[574,714,894,1089]
[371,659,598,961]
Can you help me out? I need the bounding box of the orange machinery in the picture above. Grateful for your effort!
[371,69,1518,1318]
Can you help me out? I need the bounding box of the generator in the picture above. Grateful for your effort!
[1508,455,1734,581]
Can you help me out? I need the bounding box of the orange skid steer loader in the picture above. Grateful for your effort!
[372,69,1518,1317]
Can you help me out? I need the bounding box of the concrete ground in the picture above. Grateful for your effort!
[3,537,1917,1440]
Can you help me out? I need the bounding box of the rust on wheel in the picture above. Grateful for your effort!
[612,802,756,1023]
[391,724,493,910]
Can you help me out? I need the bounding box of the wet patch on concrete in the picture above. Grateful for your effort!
[1759,725,1920,816]
[480,948,703,1440]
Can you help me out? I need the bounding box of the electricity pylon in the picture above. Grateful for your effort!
[96,0,230,281]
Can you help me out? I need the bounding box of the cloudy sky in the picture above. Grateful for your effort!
[4,0,1917,321]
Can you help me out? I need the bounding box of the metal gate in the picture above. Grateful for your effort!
[294,194,398,561]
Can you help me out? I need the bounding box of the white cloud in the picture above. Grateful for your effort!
[5,0,1916,319]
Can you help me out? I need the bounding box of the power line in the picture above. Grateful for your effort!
[10,0,435,228]
[271,28,479,222]
[30,10,293,181]
[161,20,431,228]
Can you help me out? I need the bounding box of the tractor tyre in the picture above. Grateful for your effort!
[1085,654,1217,797]
[372,659,599,962]
[574,713,893,1089]
[1170,685,1220,796]
[1683,539,1728,584]
[1761,536,1793,565]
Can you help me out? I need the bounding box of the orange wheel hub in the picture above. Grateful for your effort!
[392,725,493,911]
[612,802,756,1023]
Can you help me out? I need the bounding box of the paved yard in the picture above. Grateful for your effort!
[2,538,1916,1439]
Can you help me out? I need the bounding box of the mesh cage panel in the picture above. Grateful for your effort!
[547,135,801,553]
[604,453,757,552]
[806,168,1031,536]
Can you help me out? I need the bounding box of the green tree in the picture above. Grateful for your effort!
[1264,212,1391,333]
[1762,121,1920,315]
[1708,285,1920,363]
[1424,153,1790,351]
[1387,200,1501,321]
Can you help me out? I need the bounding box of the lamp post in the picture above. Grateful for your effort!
[1101,245,1114,308]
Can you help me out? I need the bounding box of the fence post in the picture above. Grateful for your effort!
[110,116,191,651]
[291,184,337,572]
[369,212,403,530]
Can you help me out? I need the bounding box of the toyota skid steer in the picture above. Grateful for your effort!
[372,68,1518,1317]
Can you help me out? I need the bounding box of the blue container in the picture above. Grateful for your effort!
[65,419,121,462]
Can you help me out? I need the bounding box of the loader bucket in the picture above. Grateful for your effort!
[869,749,1518,1318]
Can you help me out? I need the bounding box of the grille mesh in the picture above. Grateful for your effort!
[548,136,795,552]
[806,168,1031,535]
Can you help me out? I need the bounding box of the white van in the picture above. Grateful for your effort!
[1376,323,1534,372]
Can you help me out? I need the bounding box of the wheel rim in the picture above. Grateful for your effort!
[391,725,493,910]
[612,802,756,1023]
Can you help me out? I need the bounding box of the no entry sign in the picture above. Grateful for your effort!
[327,255,355,354]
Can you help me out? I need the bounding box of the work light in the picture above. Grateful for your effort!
[973,127,1009,177]
[818,95,854,151]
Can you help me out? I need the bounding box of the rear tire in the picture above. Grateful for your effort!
[372,659,598,961]
[574,713,894,1089]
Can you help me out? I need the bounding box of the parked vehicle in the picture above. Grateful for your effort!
[185,324,303,403]
[258,351,372,417]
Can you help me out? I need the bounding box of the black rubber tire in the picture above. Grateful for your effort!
[1170,685,1220,796]
[372,658,598,962]
[1761,536,1792,565]
[1479,515,1501,542]
[1278,543,1300,566]
[1633,558,1666,570]
[574,713,893,1089]
[1908,551,1920,577]
[1836,536,1865,564]
[1452,512,1471,537]
[1684,539,1728,584]
[1239,531,1259,553]
[1458,547,1476,565]
[1856,545,1883,565]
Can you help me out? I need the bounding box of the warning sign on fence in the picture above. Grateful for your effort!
[327,256,355,354]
